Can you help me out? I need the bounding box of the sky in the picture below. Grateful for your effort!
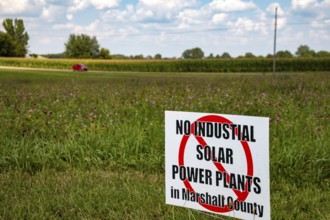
[0,0,329,58]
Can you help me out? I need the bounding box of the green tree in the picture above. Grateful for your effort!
[207,53,214,59]
[99,48,111,59]
[0,31,15,57]
[221,52,231,59]
[182,47,204,59]
[295,45,316,57]
[154,53,162,59]
[244,52,256,58]
[133,54,144,59]
[65,34,100,58]
[276,50,293,58]
[316,50,330,58]
[2,18,29,57]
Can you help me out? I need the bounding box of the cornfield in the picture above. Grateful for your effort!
[0,57,329,72]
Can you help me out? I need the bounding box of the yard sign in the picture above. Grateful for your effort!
[165,111,270,220]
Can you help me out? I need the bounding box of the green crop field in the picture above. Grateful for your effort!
[0,68,329,219]
[1,57,330,72]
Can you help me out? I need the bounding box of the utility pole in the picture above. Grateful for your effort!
[273,7,278,74]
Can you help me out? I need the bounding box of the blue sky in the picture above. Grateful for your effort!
[1,0,329,57]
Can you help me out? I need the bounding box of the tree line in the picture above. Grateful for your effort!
[182,46,330,59]
[1,18,330,59]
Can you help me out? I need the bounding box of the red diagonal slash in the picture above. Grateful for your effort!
[178,115,254,213]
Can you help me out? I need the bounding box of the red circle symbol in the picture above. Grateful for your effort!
[178,115,254,213]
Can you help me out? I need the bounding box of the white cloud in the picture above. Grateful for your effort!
[68,0,120,13]
[289,0,330,31]
[133,8,154,21]
[177,9,203,27]
[41,5,66,22]
[209,0,257,12]
[68,0,89,13]
[135,0,196,21]
[34,0,47,5]
[320,0,330,7]
[291,0,318,10]
[212,13,227,24]
[265,3,286,30]
[230,17,267,35]
[90,0,120,9]
[53,22,75,30]
[311,17,330,28]
[308,30,330,43]
[79,20,100,32]
[139,0,194,10]
[266,3,284,16]
[0,0,30,14]
[53,20,100,34]
[0,0,70,17]
[67,14,74,21]
[102,5,135,23]
[39,37,52,45]
[277,18,287,29]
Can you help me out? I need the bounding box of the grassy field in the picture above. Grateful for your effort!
[0,68,329,219]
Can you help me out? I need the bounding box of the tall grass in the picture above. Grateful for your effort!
[0,69,329,219]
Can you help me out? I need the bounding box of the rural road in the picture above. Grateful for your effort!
[0,66,72,72]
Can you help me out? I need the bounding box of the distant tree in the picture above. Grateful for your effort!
[2,18,29,57]
[208,53,214,59]
[244,52,256,58]
[112,54,129,59]
[182,47,204,59]
[0,31,15,57]
[65,34,100,58]
[133,54,144,59]
[30,53,38,58]
[295,45,316,57]
[316,50,330,58]
[276,50,293,58]
[154,53,162,59]
[42,53,66,59]
[221,52,231,59]
[99,48,111,59]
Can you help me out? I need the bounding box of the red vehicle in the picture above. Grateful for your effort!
[72,64,88,71]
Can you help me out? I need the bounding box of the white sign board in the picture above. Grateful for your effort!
[165,111,270,220]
